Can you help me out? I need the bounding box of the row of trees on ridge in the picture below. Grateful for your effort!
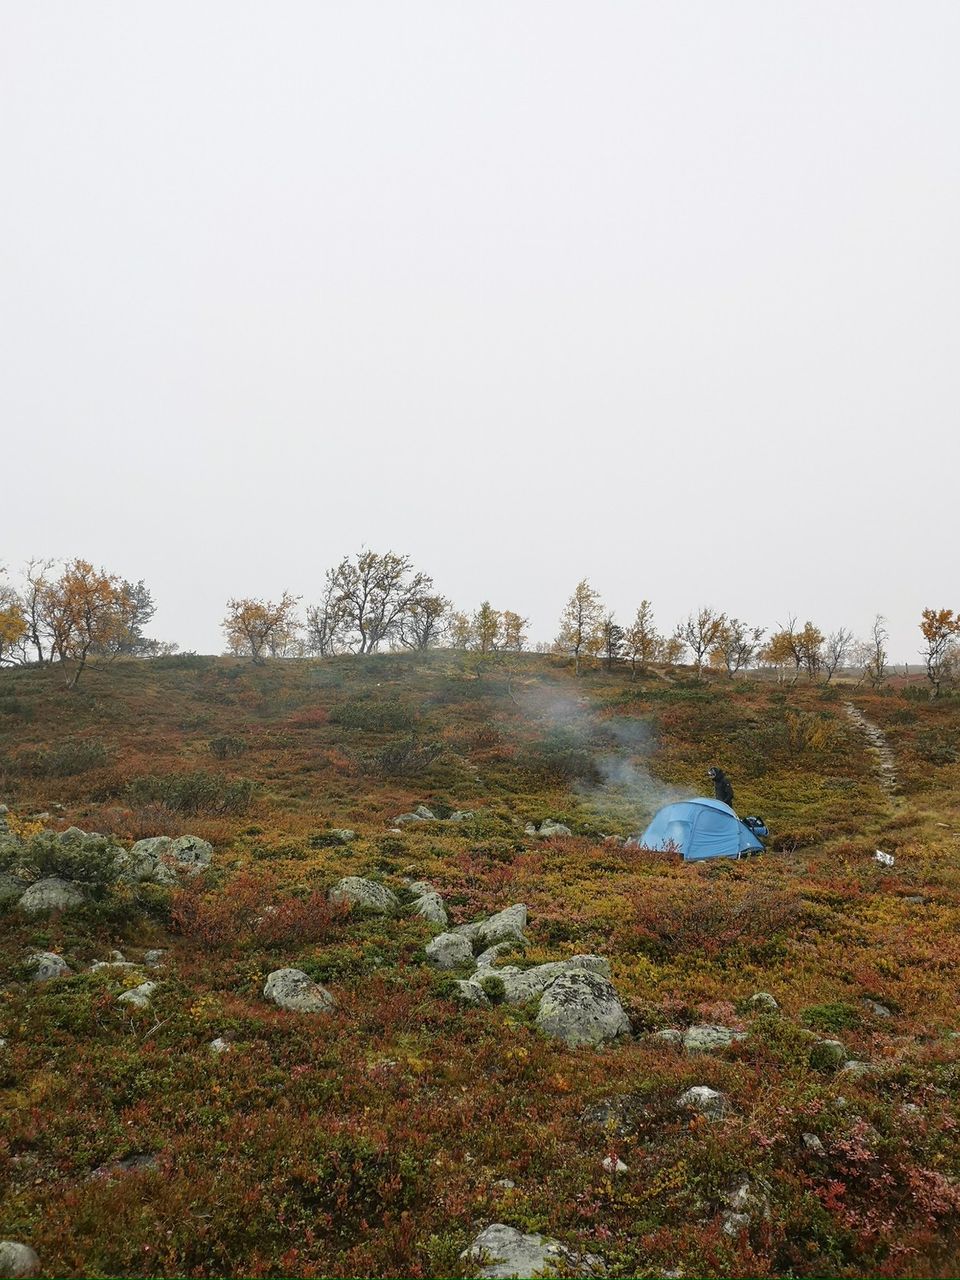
[2,554,958,697]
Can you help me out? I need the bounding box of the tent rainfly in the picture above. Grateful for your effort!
[638,798,763,861]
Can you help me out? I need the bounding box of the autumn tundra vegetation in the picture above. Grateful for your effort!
[1,552,960,1279]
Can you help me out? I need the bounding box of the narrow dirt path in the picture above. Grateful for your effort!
[844,701,899,798]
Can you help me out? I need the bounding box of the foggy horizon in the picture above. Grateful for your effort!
[3,2,958,664]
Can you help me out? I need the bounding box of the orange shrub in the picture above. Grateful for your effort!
[171,870,346,952]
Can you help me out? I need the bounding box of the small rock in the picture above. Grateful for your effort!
[448,810,475,823]
[747,992,779,1012]
[143,949,166,967]
[536,971,631,1048]
[0,1242,40,1278]
[90,959,138,972]
[602,1156,628,1175]
[117,981,156,1009]
[328,876,399,913]
[528,819,573,838]
[209,1037,231,1054]
[18,876,87,913]
[840,1060,879,1079]
[649,1028,684,1047]
[862,999,892,1018]
[683,1024,746,1053]
[452,979,490,1005]
[414,805,437,820]
[394,812,427,825]
[809,1039,848,1071]
[461,1223,602,1279]
[116,834,212,883]
[25,951,71,982]
[90,1151,158,1181]
[677,1086,728,1118]
[425,932,474,969]
[406,879,435,897]
[492,1177,516,1190]
[802,1132,826,1156]
[329,828,356,843]
[412,891,448,927]
[263,968,335,1013]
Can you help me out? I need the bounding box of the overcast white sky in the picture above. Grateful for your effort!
[2,2,957,660]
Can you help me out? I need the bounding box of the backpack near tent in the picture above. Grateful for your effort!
[638,798,764,861]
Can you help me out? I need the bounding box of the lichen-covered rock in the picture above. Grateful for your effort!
[412,891,448,927]
[526,819,573,839]
[461,1223,603,1279]
[453,903,527,947]
[677,1086,728,1118]
[448,810,475,823]
[117,981,157,1009]
[479,956,610,1005]
[263,968,334,1013]
[209,1037,231,1054]
[18,876,86,913]
[841,1059,880,1079]
[810,1039,849,1071]
[143,949,166,967]
[394,812,427,825]
[25,951,71,982]
[747,992,779,1012]
[328,828,356,843]
[328,876,399,913]
[535,971,630,1048]
[414,805,437,820]
[683,1024,746,1053]
[425,932,474,969]
[0,873,28,905]
[0,1241,40,1278]
[649,1028,684,1047]
[452,980,490,1006]
[115,835,212,884]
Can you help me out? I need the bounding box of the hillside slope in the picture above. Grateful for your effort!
[1,653,959,1278]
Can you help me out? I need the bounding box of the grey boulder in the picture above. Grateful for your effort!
[116,835,212,884]
[25,951,71,982]
[117,981,157,1009]
[412,891,448,927]
[18,876,86,913]
[747,992,779,1012]
[0,1242,40,1278]
[452,979,490,1006]
[535,971,630,1048]
[453,903,527,947]
[683,1024,746,1053]
[425,932,474,969]
[328,876,399,913]
[677,1086,728,1118]
[461,1223,603,1279]
[479,956,610,1006]
[264,968,335,1013]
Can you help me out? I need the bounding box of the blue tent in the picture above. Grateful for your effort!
[638,798,764,861]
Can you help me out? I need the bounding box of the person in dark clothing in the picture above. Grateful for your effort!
[707,766,734,808]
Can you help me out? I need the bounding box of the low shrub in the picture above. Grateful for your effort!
[329,698,415,732]
[170,870,346,952]
[208,735,247,760]
[802,1001,862,1032]
[124,773,255,815]
[15,740,110,777]
[363,734,443,778]
[0,830,120,888]
[619,879,805,962]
